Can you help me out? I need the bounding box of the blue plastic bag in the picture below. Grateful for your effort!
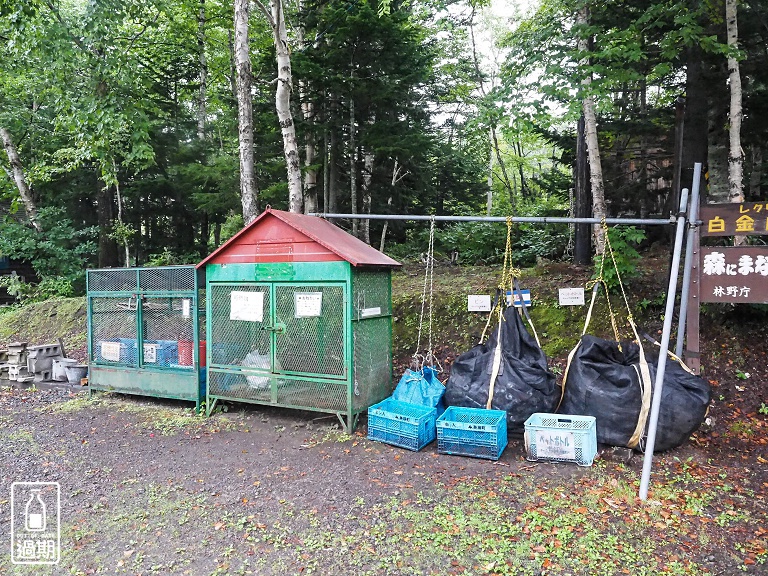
[392,366,446,414]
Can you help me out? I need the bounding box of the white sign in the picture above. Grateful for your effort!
[558,287,585,306]
[295,292,323,318]
[467,295,492,312]
[506,289,532,307]
[360,307,381,318]
[535,430,576,461]
[181,298,191,318]
[11,482,61,565]
[100,341,121,362]
[143,343,157,363]
[230,291,264,322]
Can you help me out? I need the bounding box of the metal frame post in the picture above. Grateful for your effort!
[639,189,690,501]
[675,163,703,358]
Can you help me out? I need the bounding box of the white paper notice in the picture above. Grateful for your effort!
[143,343,157,363]
[100,341,121,362]
[181,298,191,318]
[295,292,323,318]
[467,295,492,312]
[558,287,585,306]
[230,291,264,322]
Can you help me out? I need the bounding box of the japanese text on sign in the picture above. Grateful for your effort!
[699,247,768,303]
[699,202,768,237]
[230,291,264,322]
[294,292,323,318]
[535,430,576,461]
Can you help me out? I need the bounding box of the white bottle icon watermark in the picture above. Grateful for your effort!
[24,489,47,532]
[11,482,60,565]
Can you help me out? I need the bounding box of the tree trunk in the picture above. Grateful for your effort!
[749,146,762,197]
[574,115,592,264]
[487,127,493,216]
[0,127,42,232]
[577,6,606,255]
[197,0,207,140]
[297,0,317,214]
[329,127,338,213]
[258,0,302,213]
[349,92,358,237]
[681,46,709,201]
[234,0,259,224]
[361,147,374,245]
[726,0,744,204]
[96,173,119,268]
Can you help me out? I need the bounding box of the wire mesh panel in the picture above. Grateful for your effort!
[353,316,393,411]
[88,269,138,292]
[141,297,195,368]
[274,284,346,377]
[276,377,347,411]
[208,284,272,372]
[90,297,139,367]
[139,267,196,292]
[352,269,391,319]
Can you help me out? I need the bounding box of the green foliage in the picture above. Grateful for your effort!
[593,226,646,290]
[0,207,97,294]
[145,248,200,267]
[0,275,73,304]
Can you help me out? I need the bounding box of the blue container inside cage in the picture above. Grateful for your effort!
[436,407,507,461]
[524,413,597,467]
[367,398,437,451]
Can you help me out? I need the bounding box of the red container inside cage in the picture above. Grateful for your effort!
[179,340,206,367]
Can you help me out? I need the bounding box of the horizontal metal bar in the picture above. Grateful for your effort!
[309,213,676,225]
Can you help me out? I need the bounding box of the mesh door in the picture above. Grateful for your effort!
[273,284,346,378]
[90,297,138,367]
[209,284,271,367]
[141,297,195,368]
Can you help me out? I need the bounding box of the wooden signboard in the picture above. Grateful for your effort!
[699,201,768,236]
[685,202,768,374]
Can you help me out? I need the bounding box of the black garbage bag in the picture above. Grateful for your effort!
[444,306,559,433]
[559,335,711,452]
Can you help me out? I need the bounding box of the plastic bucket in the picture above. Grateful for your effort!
[52,359,78,382]
[65,364,88,385]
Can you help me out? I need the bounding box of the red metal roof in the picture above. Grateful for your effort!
[197,208,401,268]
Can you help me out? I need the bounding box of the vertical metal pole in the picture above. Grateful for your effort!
[675,163,703,358]
[639,189,690,501]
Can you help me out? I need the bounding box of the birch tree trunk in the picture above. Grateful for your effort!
[577,6,606,255]
[234,0,259,223]
[349,92,358,237]
[0,127,42,232]
[197,0,207,140]
[487,127,493,215]
[726,0,744,204]
[297,0,317,214]
[256,0,302,213]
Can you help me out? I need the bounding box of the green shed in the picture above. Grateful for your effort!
[198,208,400,432]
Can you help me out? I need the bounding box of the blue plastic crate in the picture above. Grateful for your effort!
[436,407,507,460]
[524,413,597,467]
[367,398,437,451]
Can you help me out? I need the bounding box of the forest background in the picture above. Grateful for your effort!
[1,0,766,299]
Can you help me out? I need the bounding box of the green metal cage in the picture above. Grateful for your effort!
[86,266,206,410]
[205,261,393,432]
